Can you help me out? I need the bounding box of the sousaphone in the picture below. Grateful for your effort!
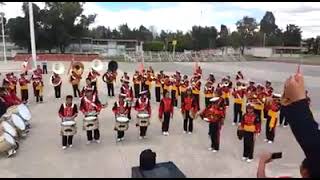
[91,59,104,72]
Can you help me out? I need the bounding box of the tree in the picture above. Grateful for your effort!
[260,11,277,35]
[191,25,218,50]
[283,24,302,46]
[216,24,228,48]
[229,31,241,50]
[304,38,314,53]
[236,16,258,54]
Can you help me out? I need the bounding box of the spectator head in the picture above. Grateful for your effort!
[0,87,6,96]
[66,95,73,104]
[300,158,311,178]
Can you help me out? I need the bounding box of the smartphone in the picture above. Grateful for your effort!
[271,152,282,160]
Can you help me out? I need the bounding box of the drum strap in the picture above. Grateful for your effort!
[84,96,97,108]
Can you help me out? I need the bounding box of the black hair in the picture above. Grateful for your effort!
[66,95,73,100]
[0,87,6,92]
[86,78,91,82]
[302,158,320,178]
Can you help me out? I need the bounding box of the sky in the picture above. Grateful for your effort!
[1,2,320,39]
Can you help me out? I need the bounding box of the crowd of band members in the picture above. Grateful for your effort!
[0,65,312,162]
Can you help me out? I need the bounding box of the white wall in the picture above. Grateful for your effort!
[244,47,273,58]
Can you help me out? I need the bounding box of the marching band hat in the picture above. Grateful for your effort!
[272,93,281,98]
[139,90,148,95]
[266,80,271,84]
[246,103,254,108]
[210,97,220,102]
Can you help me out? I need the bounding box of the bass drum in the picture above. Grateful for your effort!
[0,132,17,153]
[7,114,27,138]
[17,104,32,122]
[1,121,17,138]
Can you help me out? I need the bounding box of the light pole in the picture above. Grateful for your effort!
[0,11,7,63]
[28,2,37,69]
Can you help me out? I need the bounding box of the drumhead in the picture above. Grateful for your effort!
[137,113,150,118]
[1,121,17,137]
[116,117,129,123]
[11,114,26,130]
[17,104,31,121]
[62,121,76,126]
[3,132,16,145]
[84,116,97,121]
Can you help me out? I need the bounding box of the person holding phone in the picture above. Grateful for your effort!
[257,152,312,178]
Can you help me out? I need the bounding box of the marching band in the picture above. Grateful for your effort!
[0,60,308,163]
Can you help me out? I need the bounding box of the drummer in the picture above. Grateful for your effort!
[80,88,103,144]
[120,78,134,120]
[134,90,151,139]
[0,83,22,107]
[112,93,129,142]
[58,95,78,149]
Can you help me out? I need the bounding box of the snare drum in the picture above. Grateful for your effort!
[61,120,77,136]
[1,121,17,138]
[137,112,150,127]
[115,116,129,131]
[83,116,99,131]
[0,132,17,153]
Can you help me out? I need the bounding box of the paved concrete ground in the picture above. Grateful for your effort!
[0,61,319,178]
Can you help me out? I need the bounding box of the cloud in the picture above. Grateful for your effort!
[1,2,45,19]
[230,2,320,38]
[82,2,251,34]
[2,2,320,39]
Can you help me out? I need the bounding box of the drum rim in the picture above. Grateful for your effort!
[11,114,26,130]
[116,117,129,123]
[61,121,76,126]
[17,104,32,121]
[84,116,97,121]
[3,132,16,145]
[1,121,17,137]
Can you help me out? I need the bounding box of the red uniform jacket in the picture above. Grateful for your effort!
[87,70,100,82]
[0,90,22,107]
[102,72,115,84]
[134,97,151,115]
[58,103,78,118]
[158,97,173,119]
[265,87,274,97]
[19,77,30,87]
[241,112,260,133]
[80,95,102,114]
[112,101,129,116]
[181,96,198,113]
[200,105,225,123]
[80,85,97,97]
[120,85,133,101]
[232,88,245,99]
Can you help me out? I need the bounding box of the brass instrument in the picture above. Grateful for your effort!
[51,62,64,87]
[52,62,65,75]
[70,62,84,85]
[91,59,104,72]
